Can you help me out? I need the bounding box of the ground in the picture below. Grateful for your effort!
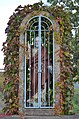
[0,72,5,114]
[0,115,79,119]
[0,72,79,118]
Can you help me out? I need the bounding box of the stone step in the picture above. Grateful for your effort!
[0,115,79,119]
[23,109,54,116]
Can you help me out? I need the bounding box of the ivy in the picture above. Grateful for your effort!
[2,2,73,115]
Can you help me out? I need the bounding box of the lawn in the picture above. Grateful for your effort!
[0,72,4,88]
[72,88,79,114]
[0,72,5,114]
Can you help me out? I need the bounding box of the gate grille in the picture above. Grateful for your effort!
[24,15,54,108]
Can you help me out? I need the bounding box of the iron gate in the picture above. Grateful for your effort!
[24,15,54,108]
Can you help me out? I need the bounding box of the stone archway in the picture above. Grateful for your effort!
[19,11,60,115]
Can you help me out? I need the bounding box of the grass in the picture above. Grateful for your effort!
[0,72,4,88]
[0,72,5,114]
[72,88,79,114]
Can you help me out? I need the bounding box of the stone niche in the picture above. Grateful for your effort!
[19,11,60,116]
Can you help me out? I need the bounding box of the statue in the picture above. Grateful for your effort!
[27,36,53,106]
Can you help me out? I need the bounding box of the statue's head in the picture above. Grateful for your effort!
[35,36,39,48]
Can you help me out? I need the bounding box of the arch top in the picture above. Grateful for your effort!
[20,11,55,30]
[26,15,54,27]
[26,15,54,31]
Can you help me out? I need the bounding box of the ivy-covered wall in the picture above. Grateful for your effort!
[19,10,61,116]
[2,2,73,115]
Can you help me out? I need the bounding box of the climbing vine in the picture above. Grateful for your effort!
[2,2,73,115]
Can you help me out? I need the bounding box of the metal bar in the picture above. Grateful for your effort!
[41,21,50,29]
[53,31,55,107]
[28,42,30,107]
[24,106,54,109]
[48,34,50,106]
[26,15,54,27]
[29,31,32,107]
[41,15,54,26]
[26,15,54,31]
[30,21,38,30]
[24,30,27,108]
[38,15,41,108]
[27,30,49,32]
[44,31,46,106]
[34,31,36,107]
[26,16,38,25]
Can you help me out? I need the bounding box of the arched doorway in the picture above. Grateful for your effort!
[24,15,54,108]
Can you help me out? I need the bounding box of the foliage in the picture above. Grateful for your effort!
[47,0,79,83]
[72,29,79,83]
[72,88,79,114]
[0,72,5,114]
[47,0,79,115]
[50,4,73,115]
[2,1,73,115]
